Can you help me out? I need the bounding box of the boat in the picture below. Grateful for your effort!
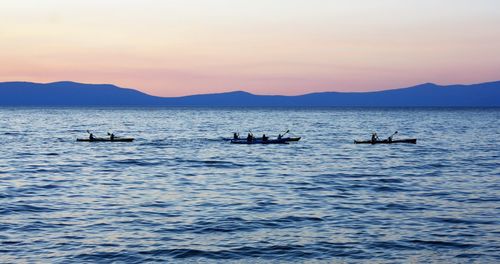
[230,138,289,144]
[354,138,417,144]
[77,137,134,142]
[225,136,301,142]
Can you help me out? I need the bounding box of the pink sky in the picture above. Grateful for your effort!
[1,0,500,96]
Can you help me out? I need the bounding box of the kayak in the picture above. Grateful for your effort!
[230,139,289,144]
[77,137,134,142]
[354,138,417,144]
[226,137,301,142]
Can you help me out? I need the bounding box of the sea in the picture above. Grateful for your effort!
[0,107,499,263]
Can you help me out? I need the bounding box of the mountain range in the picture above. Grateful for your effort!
[0,81,499,107]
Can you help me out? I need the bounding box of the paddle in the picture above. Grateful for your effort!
[388,131,398,140]
[279,129,290,138]
[86,130,95,140]
[107,131,117,140]
[247,130,254,141]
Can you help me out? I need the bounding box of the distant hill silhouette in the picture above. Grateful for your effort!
[0,80,499,107]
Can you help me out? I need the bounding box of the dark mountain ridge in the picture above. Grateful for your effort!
[0,80,499,107]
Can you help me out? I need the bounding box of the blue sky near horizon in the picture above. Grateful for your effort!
[1,0,499,96]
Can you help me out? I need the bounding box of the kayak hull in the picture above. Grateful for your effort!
[230,139,289,144]
[77,138,134,142]
[354,139,417,144]
[226,137,300,142]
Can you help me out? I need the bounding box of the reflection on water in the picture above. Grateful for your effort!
[0,107,499,262]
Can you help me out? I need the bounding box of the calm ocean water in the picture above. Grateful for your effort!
[0,107,499,263]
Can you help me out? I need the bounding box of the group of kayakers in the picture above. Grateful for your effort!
[82,130,411,144]
[87,131,114,140]
[233,132,285,142]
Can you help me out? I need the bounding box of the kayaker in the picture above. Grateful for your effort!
[89,133,95,140]
[371,133,378,143]
[233,132,239,140]
[387,131,397,142]
[110,133,115,141]
[262,134,268,142]
[247,133,253,142]
[277,134,282,140]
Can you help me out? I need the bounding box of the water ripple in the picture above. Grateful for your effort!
[0,107,498,263]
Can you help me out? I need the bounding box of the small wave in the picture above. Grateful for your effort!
[1,240,23,245]
[369,241,418,251]
[0,193,12,198]
[18,220,71,232]
[174,158,245,168]
[406,239,477,249]
[38,184,60,189]
[207,137,230,142]
[429,217,497,225]
[293,185,328,192]
[421,191,452,197]
[169,215,325,234]
[140,211,182,218]
[455,253,485,258]
[3,132,25,136]
[6,184,62,196]
[372,186,411,192]
[139,140,169,147]
[0,204,57,215]
[376,178,404,183]
[108,159,163,167]
[16,152,35,157]
[72,251,144,263]
[378,203,421,211]
[466,197,500,203]
[140,201,173,208]
[138,242,364,260]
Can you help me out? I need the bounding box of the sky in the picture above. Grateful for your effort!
[1,0,500,96]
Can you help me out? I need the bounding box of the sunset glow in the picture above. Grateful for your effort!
[1,0,500,96]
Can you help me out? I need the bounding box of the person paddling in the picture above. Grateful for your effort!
[371,133,379,144]
[107,132,115,141]
[88,130,95,140]
[233,132,239,140]
[262,134,268,142]
[246,132,253,142]
[387,131,398,142]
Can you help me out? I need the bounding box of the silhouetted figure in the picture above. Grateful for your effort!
[277,134,282,140]
[387,131,397,142]
[247,133,253,142]
[371,133,378,143]
[262,134,268,142]
[110,133,115,141]
[89,133,95,140]
[233,132,239,140]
